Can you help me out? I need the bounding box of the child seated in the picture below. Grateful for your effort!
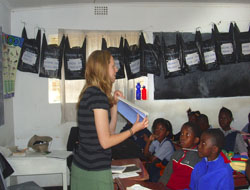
[158,122,201,190]
[197,114,212,132]
[188,128,234,190]
[219,107,248,156]
[173,108,200,142]
[143,118,174,182]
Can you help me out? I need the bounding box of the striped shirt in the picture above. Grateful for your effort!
[73,86,111,171]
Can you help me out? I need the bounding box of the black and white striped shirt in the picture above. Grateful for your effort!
[73,86,111,171]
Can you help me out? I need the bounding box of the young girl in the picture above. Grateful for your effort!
[159,122,202,190]
[71,50,149,190]
[143,118,174,182]
[219,107,248,156]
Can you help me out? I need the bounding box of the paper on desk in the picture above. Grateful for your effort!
[46,150,72,159]
[111,165,126,174]
[112,172,139,179]
[126,184,152,190]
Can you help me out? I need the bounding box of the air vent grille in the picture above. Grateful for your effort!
[94,6,108,15]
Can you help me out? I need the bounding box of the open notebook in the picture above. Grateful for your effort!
[117,97,148,124]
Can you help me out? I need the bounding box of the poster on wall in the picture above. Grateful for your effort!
[0,27,4,126]
[2,33,24,98]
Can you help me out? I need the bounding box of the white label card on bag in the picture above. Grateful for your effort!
[204,50,216,64]
[185,52,199,66]
[44,58,59,70]
[130,59,140,74]
[22,51,37,65]
[221,43,233,55]
[167,59,180,72]
[68,58,82,71]
[242,43,250,55]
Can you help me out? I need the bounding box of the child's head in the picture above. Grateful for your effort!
[219,107,233,131]
[197,114,210,132]
[187,108,201,124]
[180,122,201,149]
[152,118,173,142]
[198,128,225,161]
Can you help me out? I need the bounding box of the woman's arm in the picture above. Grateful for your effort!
[109,90,123,134]
[109,104,118,134]
[94,109,148,149]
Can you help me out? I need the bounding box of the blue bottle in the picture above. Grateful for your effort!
[136,82,141,100]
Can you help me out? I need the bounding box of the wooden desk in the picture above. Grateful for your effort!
[114,178,166,190]
[233,171,249,189]
[6,150,70,190]
[112,158,149,181]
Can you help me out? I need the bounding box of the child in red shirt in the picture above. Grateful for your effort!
[158,122,201,190]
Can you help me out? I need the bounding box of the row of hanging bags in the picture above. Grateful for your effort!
[64,36,87,80]
[234,23,250,63]
[39,34,65,79]
[101,37,125,79]
[18,27,41,73]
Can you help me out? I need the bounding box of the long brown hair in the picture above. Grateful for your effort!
[77,50,114,109]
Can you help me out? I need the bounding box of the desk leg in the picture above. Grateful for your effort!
[62,172,67,190]
[6,177,10,187]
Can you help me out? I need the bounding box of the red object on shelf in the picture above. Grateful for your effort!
[142,86,147,100]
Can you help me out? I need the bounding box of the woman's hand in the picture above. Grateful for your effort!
[113,90,124,104]
[131,114,149,134]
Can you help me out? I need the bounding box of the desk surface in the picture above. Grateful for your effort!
[6,150,69,190]
[112,158,149,181]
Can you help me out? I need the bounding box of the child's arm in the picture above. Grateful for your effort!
[217,170,234,190]
[235,133,248,156]
[188,168,196,190]
[158,154,174,185]
[143,134,155,161]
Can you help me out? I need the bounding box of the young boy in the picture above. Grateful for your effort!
[189,128,234,190]
[158,122,202,190]
[144,118,174,182]
[219,107,248,156]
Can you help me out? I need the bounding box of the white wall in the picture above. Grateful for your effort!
[9,2,250,186]
[0,0,15,147]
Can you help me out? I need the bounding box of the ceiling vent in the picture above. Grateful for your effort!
[94,6,108,15]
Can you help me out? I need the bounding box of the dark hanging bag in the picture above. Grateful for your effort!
[213,23,237,65]
[39,34,65,79]
[196,29,220,71]
[140,32,161,76]
[162,32,185,78]
[234,23,250,63]
[101,37,125,79]
[18,27,41,73]
[124,38,143,80]
[180,32,201,73]
[64,36,87,80]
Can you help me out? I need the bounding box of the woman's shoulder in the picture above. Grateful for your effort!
[85,86,106,97]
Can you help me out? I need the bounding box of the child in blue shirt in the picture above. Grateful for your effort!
[188,128,234,190]
[144,118,174,182]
